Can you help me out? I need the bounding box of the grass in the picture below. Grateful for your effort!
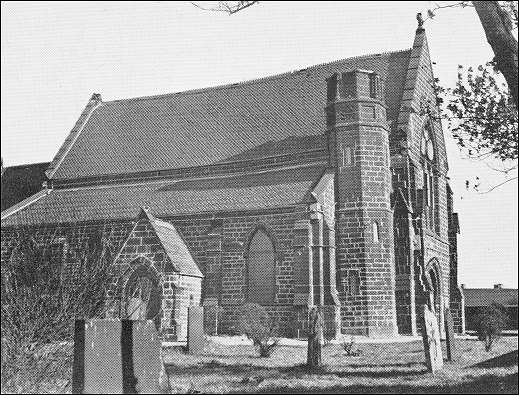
[2,335,516,393]
[163,336,518,394]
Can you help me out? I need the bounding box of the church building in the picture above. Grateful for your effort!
[1,25,464,340]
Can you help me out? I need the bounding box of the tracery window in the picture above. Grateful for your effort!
[421,123,439,233]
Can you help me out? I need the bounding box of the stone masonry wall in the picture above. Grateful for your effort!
[391,27,460,335]
[103,216,203,342]
[327,70,397,337]
[2,204,338,339]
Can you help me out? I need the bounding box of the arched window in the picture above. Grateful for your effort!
[372,222,380,243]
[420,122,439,233]
[247,229,276,304]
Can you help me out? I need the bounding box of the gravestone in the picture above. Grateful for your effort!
[187,306,205,354]
[72,319,166,394]
[307,307,323,368]
[202,298,219,335]
[421,305,443,373]
[444,307,457,361]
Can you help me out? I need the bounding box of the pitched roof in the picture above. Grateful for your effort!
[1,165,326,226]
[463,288,518,307]
[141,209,203,278]
[49,50,411,180]
[1,162,49,211]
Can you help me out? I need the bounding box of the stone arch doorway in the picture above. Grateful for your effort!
[124,263,162,330]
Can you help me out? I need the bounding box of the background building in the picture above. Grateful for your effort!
[462,284,518,331]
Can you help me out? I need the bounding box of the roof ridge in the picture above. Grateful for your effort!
[104,48,411,105]
[48,162,326,193]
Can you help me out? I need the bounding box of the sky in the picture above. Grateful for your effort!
[1,1,517,288]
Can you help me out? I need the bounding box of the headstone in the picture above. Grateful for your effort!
[131,320,166,393]
[187,306,205,354]
[72,319,166,394]
[421,305,443,373]
[444,307,457,361]
[307,307,323,368]
[202,298,219,335]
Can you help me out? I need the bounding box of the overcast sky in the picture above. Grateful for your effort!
[1,1,517,288]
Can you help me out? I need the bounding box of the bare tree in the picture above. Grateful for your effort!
[191,1,259,15]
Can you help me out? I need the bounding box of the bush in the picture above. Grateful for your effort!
[341,336,361,357]
[474,302,509,352]
[1,229,116,393]
[236,303,279,357]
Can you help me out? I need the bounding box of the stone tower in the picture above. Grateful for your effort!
[326,70,397,336]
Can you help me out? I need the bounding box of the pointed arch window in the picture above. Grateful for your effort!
[372,221,380,243]
[247,229,276,304]
[421,122,439,233]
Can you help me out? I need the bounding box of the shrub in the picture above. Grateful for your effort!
[236,303,279,357]
[1,228,117,393]
[474,302,509,352]
[341,336,361,356]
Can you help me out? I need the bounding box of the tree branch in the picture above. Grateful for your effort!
[424,2,473,23]
[191,1,259,15]
[477,176,518,193]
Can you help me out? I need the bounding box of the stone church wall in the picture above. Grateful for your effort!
[1,201,338,339]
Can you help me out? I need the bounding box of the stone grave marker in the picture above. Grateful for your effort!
[421,305,443,373]
[187,305,205,354]
[72,319,166,394]
[307,307,323,368]
[202,298,219,335]
[444,307,457,361]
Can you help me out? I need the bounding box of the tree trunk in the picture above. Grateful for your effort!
[307,307,323,369]
[473,1,518,107]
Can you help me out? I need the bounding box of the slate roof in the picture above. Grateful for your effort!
[1,165,326,226]
[463,288,518,307]
[1,162,49,211]
[49,50,411,180]
[142,209,203,278]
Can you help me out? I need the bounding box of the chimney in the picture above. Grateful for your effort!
[494,284,503,289]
